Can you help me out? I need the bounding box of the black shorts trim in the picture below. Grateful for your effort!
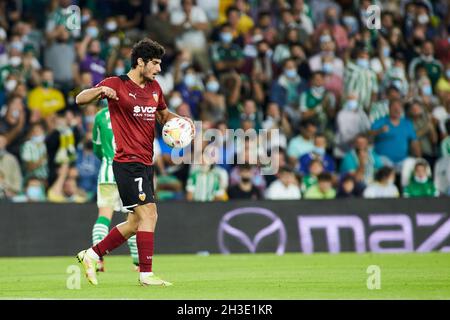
[112,161,155,212]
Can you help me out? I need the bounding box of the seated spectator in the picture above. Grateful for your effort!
[336,174,363,198]
[340,134,384,186]
[0,134,23,198]
[440,119,450,157]
[370,99,421,170]
[265,166,301,200]
[174,65,204,118]
[286,119,317,167]
[12,176,46,202]
[76,139,101,200]
[47,163,88,203]
[363,166,399,198]
[210,23,244,77]
[27,68,65,117]
[299,134,335,175]
[408,40,442,89]
[403,160,438,198]
[200,74,226,122]
[227,164,262,200]
[309,35,344,79]
[304,172,336,199]
[344,46,378,111]
[301,158,323,194]
[270,58,308,117]
[0,94,27,158]
[334,92,371,157]
[299,71,336,132]
[406,100,438,165]
[186,164,225,202]
[20,122,48,181]
[261,102,291,150]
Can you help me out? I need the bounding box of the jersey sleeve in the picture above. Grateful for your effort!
[94,77,119,100]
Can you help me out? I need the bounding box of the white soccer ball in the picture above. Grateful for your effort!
[162,117,193,148]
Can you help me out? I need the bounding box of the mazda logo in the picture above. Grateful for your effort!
[218,207,287,255]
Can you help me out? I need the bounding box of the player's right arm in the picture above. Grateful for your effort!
[75,86,118,105]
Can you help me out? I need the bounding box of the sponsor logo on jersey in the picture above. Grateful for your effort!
[133,106,157,114]
[129,92,137,100]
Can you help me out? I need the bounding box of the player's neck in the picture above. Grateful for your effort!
[127,70,146,88]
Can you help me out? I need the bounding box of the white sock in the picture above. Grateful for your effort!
[86,248,100,261]
[140,272,153,278]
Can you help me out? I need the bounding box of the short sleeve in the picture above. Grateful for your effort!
[94,77,119,100]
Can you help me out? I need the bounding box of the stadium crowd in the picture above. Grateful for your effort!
[1,0,450,203]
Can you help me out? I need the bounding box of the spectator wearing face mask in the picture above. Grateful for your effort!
[77,38,106,86]
[174,66,203,119]
[301,158,323,194]
[210,23,245,77]
[299,134,335,175]
[27,68,65,117]
[380,54,409,99]
[403,160,438,198]
[12,176,47,202]
[408,40,442,89]
[227,164,262,200]
[335,93,371,157]
[299,71,336,133]
[363,166,399,198]
[344,47,379,111]
[270,58,308,117]
[47,163,87,203]
[313,7,349,53]
[20,123,48,181]
[76,139,101,200]
[0,134,23,198]
[199,74,225,122]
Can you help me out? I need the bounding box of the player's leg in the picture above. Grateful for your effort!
[92,185,115,272]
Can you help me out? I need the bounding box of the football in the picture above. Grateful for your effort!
[162,117,194,148]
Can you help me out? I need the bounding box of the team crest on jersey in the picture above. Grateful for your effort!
[152,91,158,103]
[139,192,146,201]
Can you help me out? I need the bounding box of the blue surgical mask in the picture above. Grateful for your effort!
[184,73,196,88]
[220,32,233,44]
[382,47,391,58]
[422,85,432,96]
[85,115,95,124]
[284,69,297,79]
[114,67,125,75]
[314,147,325,156]
[311,86,325,97]
[357,58,369,69]
[26,186,44,201]
[446,69,450,79]
[206,81,219,93]
[323,62,333,74]
[31,135,45,144]
[345,100,358,110]
[86,26,99,38]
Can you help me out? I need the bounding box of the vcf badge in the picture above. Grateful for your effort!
[218,207,287,255]
[152,91,159,104]
[139,192,146,201]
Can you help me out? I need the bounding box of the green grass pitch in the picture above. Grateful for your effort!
[1,253,449,299]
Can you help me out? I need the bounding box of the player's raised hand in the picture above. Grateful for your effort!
[101,86,119,100]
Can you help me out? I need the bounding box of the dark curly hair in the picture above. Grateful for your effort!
[130,38,165,69]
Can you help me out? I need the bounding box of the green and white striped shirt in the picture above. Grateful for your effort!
[20,140,48,180]
[186,167,223,202]
[344,61,379,111]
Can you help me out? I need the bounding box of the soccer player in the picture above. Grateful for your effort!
[75,39,194,286]
[91,106,138,272]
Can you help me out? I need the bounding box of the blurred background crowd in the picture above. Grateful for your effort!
[1,0,450,203]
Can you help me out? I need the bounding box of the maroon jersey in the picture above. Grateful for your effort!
[95,75,167,165]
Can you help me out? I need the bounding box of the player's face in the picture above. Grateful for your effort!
[143,58,162,81]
